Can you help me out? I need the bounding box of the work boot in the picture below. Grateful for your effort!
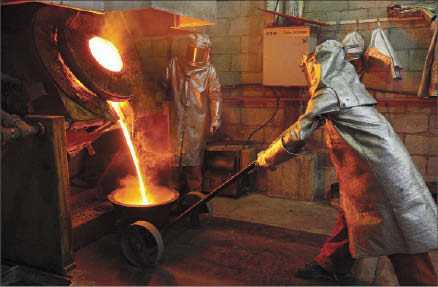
[294,262,343,282]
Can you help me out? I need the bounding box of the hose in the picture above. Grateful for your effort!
[245,87,280,146]
[1,110,45,143]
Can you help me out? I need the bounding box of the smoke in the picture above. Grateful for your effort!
[97,12,174,192]
[133,111,173,188]
[112,174,177,206]
[99,11,160,113]
[112,175,144,205]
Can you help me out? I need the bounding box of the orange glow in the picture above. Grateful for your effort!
[109,101,149,205]
[110,177,178,207]
[192,48,197,63]
[89,37,123,72]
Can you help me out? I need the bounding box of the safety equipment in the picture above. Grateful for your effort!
[301,40,376,108]
[259,40,437,258]
[314,41,376,108]
[365,22,403,80]
[256,125,306,167]
[209,100,222,134]
[418,20,437,98]
[182,33,211,67]
[162,33,222,167]
[342,31,365,61]
[300,52,321,97]
[342,31,365,75]
[265,40,377,166]
[256,139,292,168]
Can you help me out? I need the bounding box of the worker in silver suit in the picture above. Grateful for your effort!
[256,40,437,285]
[162,33,222,196]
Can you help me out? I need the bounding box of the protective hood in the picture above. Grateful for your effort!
[300,52,321,97]
[365,23,403,80]
[342,31,365,61]
[302,40,377,108]
[182,33,211,68]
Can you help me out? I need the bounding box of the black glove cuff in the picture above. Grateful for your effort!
[281,137,303,156]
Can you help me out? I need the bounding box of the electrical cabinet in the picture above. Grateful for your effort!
[263,26,317,87]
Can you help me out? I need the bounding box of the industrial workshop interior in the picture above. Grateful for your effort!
[1,0,437,286]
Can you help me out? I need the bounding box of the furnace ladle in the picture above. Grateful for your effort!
[117,161,256,267]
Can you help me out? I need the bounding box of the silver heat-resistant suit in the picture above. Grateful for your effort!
[258,40,437,258]
[162,34,222,167]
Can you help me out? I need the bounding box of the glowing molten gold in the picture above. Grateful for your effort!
[109,101,149,205]
[89,37,123,72]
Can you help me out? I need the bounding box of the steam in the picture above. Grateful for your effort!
[110,111,174,205]
[99,12,174,196]
[112,175,177,206]
[134,112,173,188]
[112,175,145,204]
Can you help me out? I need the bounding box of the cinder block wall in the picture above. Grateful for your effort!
[199,1,312,198]
[303,0,437,183]
[201,1,298,145]
[136,0,437,198]
[310,0,436,94]
[373,92,437,181]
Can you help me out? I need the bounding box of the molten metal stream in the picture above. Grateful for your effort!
[109,101,149,205]
[89,37,123,72]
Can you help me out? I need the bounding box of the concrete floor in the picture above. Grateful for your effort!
[68,192,438,286]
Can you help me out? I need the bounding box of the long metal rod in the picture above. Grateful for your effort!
[221,83,434,98]
[327,16,425,26]
[221,96,437,103]
[161,161,257,233]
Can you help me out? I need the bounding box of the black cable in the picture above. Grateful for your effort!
[274,0,280,12]
[274,0,280,25]
[245,87,280,146]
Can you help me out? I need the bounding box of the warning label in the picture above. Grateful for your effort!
[264,27,310,38]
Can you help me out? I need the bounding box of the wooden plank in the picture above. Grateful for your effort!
[240,147,257,169]
[266,153,327,201]
[206,145,243,152]
[1,116,73,275]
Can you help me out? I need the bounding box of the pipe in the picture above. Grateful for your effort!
[1,110,45,143]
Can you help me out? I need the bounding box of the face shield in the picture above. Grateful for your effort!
[342,31,365,75]
[183,46,210,67]
[300,52,321,97]
[183,33,211,67]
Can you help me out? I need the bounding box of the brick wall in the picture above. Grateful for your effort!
[312,1,436,94]
[135,1,437,197]
[200,0,297,149]
[302,0,438,184]
[374,92,437,181]
[304,1,390,22]
[205,0,266,86]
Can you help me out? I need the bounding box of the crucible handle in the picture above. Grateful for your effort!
[161,161,257,233]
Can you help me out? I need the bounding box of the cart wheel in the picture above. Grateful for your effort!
[180,191,213,228]
[120,221,164,267]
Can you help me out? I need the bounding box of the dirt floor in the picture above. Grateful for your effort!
[66,193,438,286]
[69,217,366,286]
[3,192,435,285]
